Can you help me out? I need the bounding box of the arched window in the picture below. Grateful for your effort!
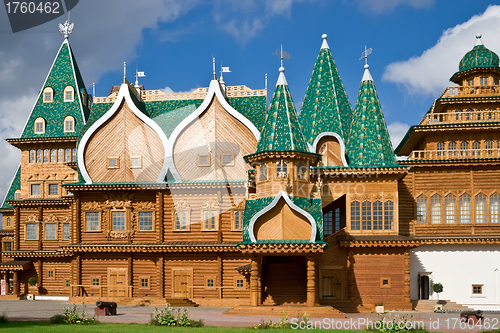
[297,162,306,179]
[459,193,471,224]
[276,160,287,178]
[472,140,481,157]
[448,141,457,157]
[65,148,71,162]
[72,148,77,162]
[50,149,57,162]
[36,149,42,163]
[384,201,394,230]
[34,117,45,134]
[58,148,64,162]
[29,150,35,163]
[445,194,456,224]
[259,164,267,180]
[475,193,487,223]
[64,116,75,132]
[455,109,462,121]
[176,212,187,230]
[350,201,360,230]
[14,190,21,200]
[6,217,11,227]
[43,149,49,163]
[486,139,493,154]
[431,194,442,224]
[362,201,371,230]
[466,109,473,120]
[373,201,383,230]
[491,193,500,223]
[43,87,53,103]
[437,141,445,157]
[460,141,469,157]
[416,195,427,224]
[64,86,74,102]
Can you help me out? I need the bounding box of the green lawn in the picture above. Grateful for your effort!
[0,321,371,333]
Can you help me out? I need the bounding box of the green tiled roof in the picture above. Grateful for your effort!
[1,166,21,209]
[242,196,323,244]
[227,96,267,132]
[458,44,499,72]
[255,74,309,154]
[299,43,353,144]
[21,40,89,139]
[346,70,399,167]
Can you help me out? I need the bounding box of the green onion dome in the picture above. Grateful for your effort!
[458,35,499,72]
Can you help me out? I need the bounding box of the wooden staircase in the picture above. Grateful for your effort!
[412,300,473,312]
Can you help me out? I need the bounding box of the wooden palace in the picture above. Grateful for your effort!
[1,22,499,312]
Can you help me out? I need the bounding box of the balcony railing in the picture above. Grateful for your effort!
[440,85,500,98]
[421,109,500,125]
[408,149,500,161]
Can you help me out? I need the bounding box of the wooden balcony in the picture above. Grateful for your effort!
[440,85,500,98]
[421,109,500,125]
[408,149,500,161]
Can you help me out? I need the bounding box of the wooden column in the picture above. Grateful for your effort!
[37,206,43,250]
[250,257,260,306]
[128,256,133,298]
[306,256,316,307]
[217,255,222,299]
[14,206,20,250]
[13,271,19,296]
[157,255,164,299]
[37,260,42,295]
[74,253,81,297]
[404,248,411,305]
[74,196,81,243]
[156,192,164,243]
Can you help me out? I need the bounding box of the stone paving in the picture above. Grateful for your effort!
[1,299,500,332]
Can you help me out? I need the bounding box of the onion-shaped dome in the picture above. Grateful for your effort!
[458,36,499,72]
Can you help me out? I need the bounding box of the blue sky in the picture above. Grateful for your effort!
[0,0,499,202]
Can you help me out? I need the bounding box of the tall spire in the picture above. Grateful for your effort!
[299,34,353,145]
[346,58,398,167]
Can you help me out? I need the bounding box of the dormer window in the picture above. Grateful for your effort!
[108,157,119,169]
[34,117,45,134]
[64,116,75,132]
[64,86,74,102]
[276,160,287,178]
[43,87,53,103]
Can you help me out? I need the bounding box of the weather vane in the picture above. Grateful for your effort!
[273,45,291,67]
[59,20,74,39]
[359,46,372,65]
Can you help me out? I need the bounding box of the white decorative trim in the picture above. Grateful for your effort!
[66,40,88,124]
[248,190,317,243]
[1,163,20,208]
[78,84,169,183]
[165,80,261,182]
[310,132,348,166]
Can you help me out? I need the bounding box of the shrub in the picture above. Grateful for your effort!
[149,304,191,327]
[253,311,290,329]
[189,319,205,327]
[61,304,100,325]
[0,312,8,324]
[49,314,66,324]
[28,277,37,287]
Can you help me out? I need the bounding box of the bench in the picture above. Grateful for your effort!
[94,300,117,316]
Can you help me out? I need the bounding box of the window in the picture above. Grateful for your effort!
[475,193,487,223]
[467,79,474,87]
[416,195,427,224]
[63,223,70,240]
[472,140,481,157]
[43,87,53,103]
[6,217,11,227]
[65,280,70,287]
[384,201,394,230]
[35,118,45,134]
[49,184,59,196]
[445,194,456,224]
[351,201,360,230]
[260,164,267,180]
[198,155,210,166]
[14,191,21,200]
[175,211,188,231]
[486,139,493,154]
[297,162,306,179]
[37,149,42,163]
[47,270,54,278]
[108,157,119,169]
[72,148,77,162]
[29,150,35,163]
[112,211,126,231]
[480,77,488,85]
[437,141,445,156]
[203,211,217,231]
[491,193,500,223]
[431,194,442,224]
[58,148,64,162]
[50,149,56,162]
[45,223,57,240]
[64,86,74,102]
[141,278,149,288]
[455,109,462,121]
[92,277,100,286]
[235,278,245,289]
[31,184,41,196]
[43,149,49,162]
[459,193,471,224]
[64,116,75,132]
[460,141,469,157]
[222,154,233,166]
[361,201,371,230]
[380,277,392,289]
[139,211,153,231]
[65,148,71,162]
[473,285,483,295]
[323,210,333,235]
[3,241,12,252]
[233,211,242,231]
[373,201,383,230]
[206,278,215,288]
[276,160,287,178]
[26,223,38,240]
[131,156,142,168]
[86,212,100,231]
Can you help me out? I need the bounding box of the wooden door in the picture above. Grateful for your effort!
[172,269,192,298]
[108,268,127,297]
[321,268,342,300]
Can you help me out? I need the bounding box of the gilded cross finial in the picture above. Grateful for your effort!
[59,20,75,39]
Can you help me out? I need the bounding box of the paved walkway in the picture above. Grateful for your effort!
[1,300,500,332]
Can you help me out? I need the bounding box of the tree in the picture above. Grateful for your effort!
[433,282,444,301]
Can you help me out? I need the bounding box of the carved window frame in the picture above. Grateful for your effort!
[138,211,154,232]
[24,220,39,241]
[232,210,243,231]
[84,211,101,232]
[63,223,70,240]
[202,210,219,231]
[44,223,58,241]
[110,210,128,231]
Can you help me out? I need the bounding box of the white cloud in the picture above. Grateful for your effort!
[161,86,197,95]
[356,0,434,13]
[387,121,410,149]
[383,5,500,96]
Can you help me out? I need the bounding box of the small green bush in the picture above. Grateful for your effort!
[0,313,8,324]
[149,304,191,327]
[49,314,66,324]
[189,319,205,327]
[253,311,290,329]
[28,277,37,287]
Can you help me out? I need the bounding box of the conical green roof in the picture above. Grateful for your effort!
[255,68,309,154]
[299,35,353,144]
[346,65,398,168]
[20,39,89,139]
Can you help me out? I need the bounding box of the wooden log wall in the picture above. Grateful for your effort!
[41,259,71,296]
